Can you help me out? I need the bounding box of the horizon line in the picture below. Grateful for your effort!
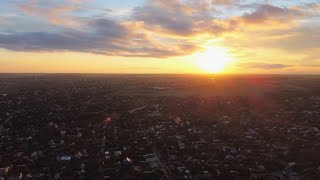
[0,73,320,76]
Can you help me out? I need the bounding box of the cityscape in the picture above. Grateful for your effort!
[0,74,319,179]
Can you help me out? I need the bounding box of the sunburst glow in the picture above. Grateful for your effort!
[195,47,234,73]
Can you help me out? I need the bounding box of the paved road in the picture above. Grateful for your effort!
[131,106,174,180]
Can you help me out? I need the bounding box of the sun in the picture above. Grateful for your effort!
[194,46,233,73]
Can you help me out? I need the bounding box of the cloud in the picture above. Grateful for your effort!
[269,27,320,52]
[132,1,317,37]
[225,26,320,54]
[211,0,234,6]
[132,0,197,36]
[303,2,320,12]
[132,0,238,36]
[240,4,314,24]
[0,18,198,58]
[0,16,6,23]
[238,62,292,69]
[18,0,87,27]
[0,0,319,61]
[301,53,320,63]
[132,0,237,36]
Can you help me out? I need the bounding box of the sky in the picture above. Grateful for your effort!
[0,0,319,74]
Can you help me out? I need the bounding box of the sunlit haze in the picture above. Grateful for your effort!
[195,47,234,73]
